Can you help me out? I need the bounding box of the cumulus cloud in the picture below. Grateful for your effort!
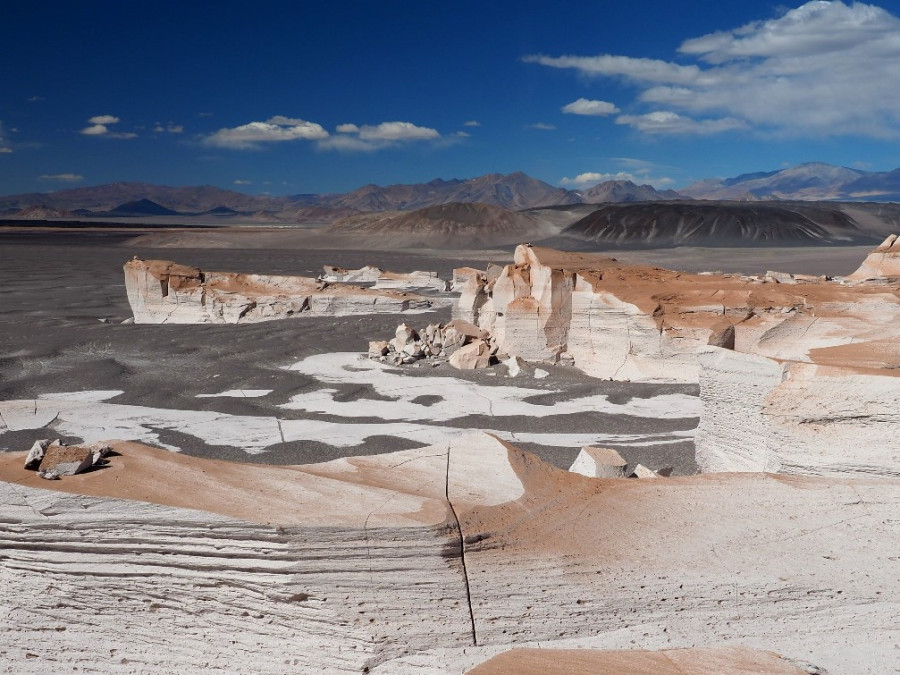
[527,1,900,137]
[39,173,84,182]
[89,115,120,125]
[204,116,328,149]
[80,115,137,139]
[319,121,441,151]
[561,98,620,116]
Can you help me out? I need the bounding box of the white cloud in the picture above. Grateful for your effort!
[560,171,675,187]
[80,115,137,139]
[527,122,556,130]
[527,1,900,138]
[154,123,184,134]
[89,114,120,125]
[0,148,12,154]
[204,116,328,149]
[233,179,252,185]
[39,173,84,182]
[319,120,441,152]
[357,121,439,142]
[561,98,620,116]
[463,120,481,127]
[616,111,747,134]
[454,130,471,137]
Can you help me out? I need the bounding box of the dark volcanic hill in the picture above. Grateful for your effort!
[326,202,550,246]
[106,199,180,216]
[557,201,880,247]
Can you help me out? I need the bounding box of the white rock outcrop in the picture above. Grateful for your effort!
[847,233,900,279]
[696,346,900,478]
[124,258,449,324]
[455,243,900,383]
[1,433,897,672]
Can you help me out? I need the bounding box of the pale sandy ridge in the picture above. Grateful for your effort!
[1,432,896,672]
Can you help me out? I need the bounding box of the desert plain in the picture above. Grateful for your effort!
[1,223,898,673]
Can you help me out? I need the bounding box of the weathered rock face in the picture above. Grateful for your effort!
[848,233,900,279]
[321,265,449,291]
[456,243,900,383]
[124,258,449,324]
[696,346,900,478]
[0,433,896,672]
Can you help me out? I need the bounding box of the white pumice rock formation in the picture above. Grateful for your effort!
[847,233,900,279]
[320,264,383,283]
[373,270,449,292]
[1,432,896,672]
[696,346,900,478]
[455,243,900,383]
[369,319,497,369]
[124,258,448,324]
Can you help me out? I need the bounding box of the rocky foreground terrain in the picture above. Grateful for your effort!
[2,235,899,672]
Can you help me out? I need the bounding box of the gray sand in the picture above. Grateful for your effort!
[0,231,873,475]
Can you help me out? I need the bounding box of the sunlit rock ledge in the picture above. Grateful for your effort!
[124,258,450,324]
[456,242,900,383]
[1,432,895,673]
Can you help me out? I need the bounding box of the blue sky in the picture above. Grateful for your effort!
[4,0,900,196]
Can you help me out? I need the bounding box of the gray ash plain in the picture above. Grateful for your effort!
[3,230,861,476]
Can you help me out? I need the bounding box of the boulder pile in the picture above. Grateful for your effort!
[23,439,112,479]
[369,319,499,370]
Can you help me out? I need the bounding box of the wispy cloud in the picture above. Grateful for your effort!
[527,122,556,130]
[233,179,252,185]
[27,95,44,103]
[463,120,481,127]
[80,115,137,139]
[203,116,328,149]
[39,173,84,182]
[0,121,13,153]
[154,123,184,134]
[319,120,441,152]
[527,1,900,138]
[616,111,747,134]
[561,98,620,116]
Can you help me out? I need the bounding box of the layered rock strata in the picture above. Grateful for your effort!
[696,346,900,478]
[1,432,895,672]
[456,243,900,383]
[124,258,448,324]
[848,233,900,279]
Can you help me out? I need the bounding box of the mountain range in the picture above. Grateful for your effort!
[6,163,900,221]
[680,162,900,201]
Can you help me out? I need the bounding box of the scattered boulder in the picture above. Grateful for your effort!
[569,446,628,478]
[38,444,94,478]
[630,464,659,479]
[24,440,113,479]
[504,355,525,377]
[24,439,52,470]
[534,368,549,379]
[370,320,497,370]
[448,340,492,370]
